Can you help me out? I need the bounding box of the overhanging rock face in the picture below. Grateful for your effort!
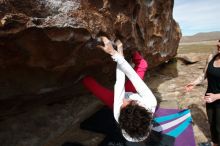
[0,0,181,109]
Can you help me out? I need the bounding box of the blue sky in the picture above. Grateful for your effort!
[173,0,220,36]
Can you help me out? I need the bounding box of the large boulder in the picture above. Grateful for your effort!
[0,0,181,116]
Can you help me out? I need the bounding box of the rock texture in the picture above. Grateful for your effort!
[0,0,181,118]
[176,53,206,64]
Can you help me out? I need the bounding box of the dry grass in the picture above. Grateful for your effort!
[177,41,216,54]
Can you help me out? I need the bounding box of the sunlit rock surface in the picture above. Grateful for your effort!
[0,0,182,145]
[0,0,181,117]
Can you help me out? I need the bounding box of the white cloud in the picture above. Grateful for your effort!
[173,0,220,36]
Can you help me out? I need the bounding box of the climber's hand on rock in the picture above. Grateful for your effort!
[96,36,117,56]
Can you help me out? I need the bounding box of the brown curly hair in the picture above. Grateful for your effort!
[118,101,153,140]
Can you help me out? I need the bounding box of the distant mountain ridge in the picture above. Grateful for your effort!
[180,31,220,43]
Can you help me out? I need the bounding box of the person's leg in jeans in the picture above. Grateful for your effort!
[125,51,148,92]
[82,51,148,108]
